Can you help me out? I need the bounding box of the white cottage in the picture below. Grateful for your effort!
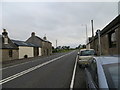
[12,40,37,59]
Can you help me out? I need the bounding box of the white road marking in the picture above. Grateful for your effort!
[70,55,78,90]
[0,51,75,85]
[0,60,35,71]
[0,51,75,71]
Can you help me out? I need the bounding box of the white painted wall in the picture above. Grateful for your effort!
[39,48,42,56]
[19,46,34,59]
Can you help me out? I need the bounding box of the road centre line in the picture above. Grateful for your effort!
[70,55,78,90]
[0,56,51,71]
[0,51,75,85]
[0,59,35,71]
[0,51,75,71]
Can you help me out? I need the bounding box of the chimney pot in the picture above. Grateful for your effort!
[43,36,47,40]
[31,32,35,36]
[43,34,47,40]
[2,28,8,37]
[2,29,8,44]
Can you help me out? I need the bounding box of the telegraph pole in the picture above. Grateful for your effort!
[56,40,57,49]
[91,20,95,50]
[85,24,88,43]
[81,24,88,44]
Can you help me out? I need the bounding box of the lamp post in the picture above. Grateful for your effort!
[56,40,57,49]
[85,24,88,42]
[81,24,88,44]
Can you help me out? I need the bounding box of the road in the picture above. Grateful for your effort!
[1,50,86,88]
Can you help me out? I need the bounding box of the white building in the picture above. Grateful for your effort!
[12,40,41,59]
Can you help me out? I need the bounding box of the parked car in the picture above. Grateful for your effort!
[77,49,96,68]
[85,56,119,90]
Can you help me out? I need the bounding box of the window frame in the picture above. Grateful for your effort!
[9,50,13,57]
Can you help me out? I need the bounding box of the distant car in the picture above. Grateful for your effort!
[85,56,119,89]
[77,49,96,68]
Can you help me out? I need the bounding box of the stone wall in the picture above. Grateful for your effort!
[89,15,120,56]
[118,25,120,55]
[42,41,52,56]
[1,49,19,62]
[26,34,52,56]
[100,35,109,55]
[89,24,120,56]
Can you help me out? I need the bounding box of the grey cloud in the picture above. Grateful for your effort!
[1,2,118,48]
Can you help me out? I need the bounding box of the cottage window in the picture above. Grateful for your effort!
[108,31,116,48]
[9,50,13,57]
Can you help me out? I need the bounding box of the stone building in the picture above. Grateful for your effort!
[42,36,52,56]
[87,15,120,56]
[0,30,52,62]
[26,32,52,56]
[12,40,39,59]
[0,29,19,62]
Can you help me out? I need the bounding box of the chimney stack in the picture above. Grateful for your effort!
[31,32,35,37]
[2,28,8,37]
[43,34,47,40]
[2,28,8,44]
[91,20,94,37]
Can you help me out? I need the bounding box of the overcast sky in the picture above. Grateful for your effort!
[0,1,119,48]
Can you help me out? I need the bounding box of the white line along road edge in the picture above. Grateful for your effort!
[70,55,78,90]
[1,51,75,71]
[0,51,75,85]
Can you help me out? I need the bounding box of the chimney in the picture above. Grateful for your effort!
[43,34,47,40]
[91,20,94,37]
[31,32,35,37]
[2,29,8,37]
[2,29,8,44]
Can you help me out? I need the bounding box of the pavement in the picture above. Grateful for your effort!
[1,50,86,89]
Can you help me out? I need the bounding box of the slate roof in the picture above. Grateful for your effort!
[35,36,44,41]
[44,39,52,44]
[36,36,52,44]
[26,35,52,48]
[12,40,39,47]
[0,35,18,49]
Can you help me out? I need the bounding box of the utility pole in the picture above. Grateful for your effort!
[81,24,88,44]
[85,24,90,49]
[56,40,57,49]
[85,24,88,44]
